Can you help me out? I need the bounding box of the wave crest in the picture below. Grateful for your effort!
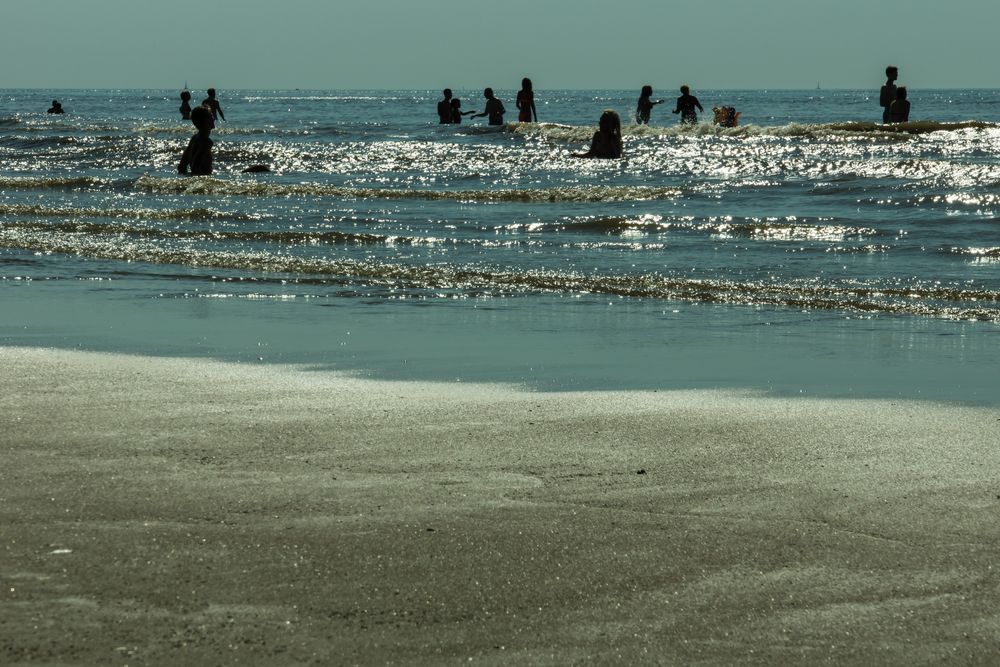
[3,226,999,321]
[134,174,683,203]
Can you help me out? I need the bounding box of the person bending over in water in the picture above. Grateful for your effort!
[636,85,663,124]
[437,88,453,124]
[880,65,898,123]
[673,85,703,124]
[471,88,506,125]
[450,98,475,124]
[572,109,622,159]
[47,100,64,114]
[179,89,192,120]
[516,77,537,122]
[888,86,910,123]
[200,88,225,121]
[178,105,215,175]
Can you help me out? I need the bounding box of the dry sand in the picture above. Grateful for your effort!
[1,345,999,665]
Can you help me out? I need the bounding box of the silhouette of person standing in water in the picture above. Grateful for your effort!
[471,88,506,125]
[516,78,537,122]
[437,88,453,124]
[888,86,910,123]
[673,85,703,124]
[572,109,623,159]
[47,100,64,114]
[880,66,898,123]
[201,88,225,121]
[636,85,663,124]
[178,105,215,175]
[179,90,192,120]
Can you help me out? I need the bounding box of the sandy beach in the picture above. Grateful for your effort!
[2,345,999,665]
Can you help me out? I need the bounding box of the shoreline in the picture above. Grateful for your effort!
[2,345,999,664]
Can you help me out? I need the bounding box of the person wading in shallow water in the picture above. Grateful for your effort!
[636,85,663,125]
[201,88,225,121]
[516,77,537,123]
[880,65,898,123]
[673,84,703,124]
[178,105,215,176]
[471,88,506,126]
[179,89,192,120]
[437,88,453,124]
[572,109,623,159]
[887,86,910,123]
[450,98,475,124]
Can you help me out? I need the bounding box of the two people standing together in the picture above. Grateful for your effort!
[636,85,704,125]
[880,65,910,123]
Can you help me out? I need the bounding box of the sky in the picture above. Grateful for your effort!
[3,0,999,91]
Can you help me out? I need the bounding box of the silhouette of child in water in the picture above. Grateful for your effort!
[178,105,215,175]
[47,100,64,114]
[516,78,537,123]
[636,86,663,124]
[472,88,506,125]
[888,86,910,123]
[200,88,225,121]
[450,98,474,124]
[438,89,453,124]
[673,85,703,124]
[179,90,192,120]
[573,109,623,159]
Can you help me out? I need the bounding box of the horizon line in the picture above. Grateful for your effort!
[3,86,999,92]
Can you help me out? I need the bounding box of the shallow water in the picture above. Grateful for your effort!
[2,88,999,402]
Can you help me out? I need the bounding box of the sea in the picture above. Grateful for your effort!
[2,88,999,403]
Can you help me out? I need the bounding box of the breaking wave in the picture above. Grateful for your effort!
[2,225,998,321]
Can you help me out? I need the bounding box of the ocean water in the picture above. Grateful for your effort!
[2,88,999,403]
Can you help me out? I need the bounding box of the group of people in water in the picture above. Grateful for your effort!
[177,88,226,175]
[437,78,538,125]
[436,67,911,159]
[437,80,718,131]
[90,65,914,176]
[179,88,225,123]
[436,80,734,159]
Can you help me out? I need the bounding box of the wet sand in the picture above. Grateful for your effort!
[2,345,999,665]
